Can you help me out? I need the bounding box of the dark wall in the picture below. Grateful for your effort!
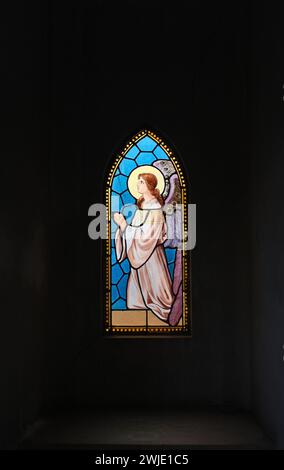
[0,4,49,447]
[1,0,254,448]
[250,1,284,448]
[44,0,251,411]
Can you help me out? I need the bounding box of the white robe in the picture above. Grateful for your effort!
[115,198,174,321]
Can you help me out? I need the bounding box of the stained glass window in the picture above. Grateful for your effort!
[105,130,191,336]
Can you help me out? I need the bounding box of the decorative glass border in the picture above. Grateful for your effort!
[105,129,191,336]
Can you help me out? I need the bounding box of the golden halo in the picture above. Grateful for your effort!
[127,165,166,200]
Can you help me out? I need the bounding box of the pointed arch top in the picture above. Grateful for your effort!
[106,129,187,197]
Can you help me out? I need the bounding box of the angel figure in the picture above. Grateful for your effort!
[113,170,174,322]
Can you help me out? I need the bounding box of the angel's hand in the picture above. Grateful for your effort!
[113,212,121,225]
[120,217,127,233]
[113,212,124,225]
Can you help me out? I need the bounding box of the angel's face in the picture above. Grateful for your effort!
[137,177,147,195]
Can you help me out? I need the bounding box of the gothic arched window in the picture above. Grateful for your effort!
[105,129,191,336]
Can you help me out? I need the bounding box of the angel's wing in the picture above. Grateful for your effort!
[153,159,184,249]
[163,173,183,249]
[153,160,176,200]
